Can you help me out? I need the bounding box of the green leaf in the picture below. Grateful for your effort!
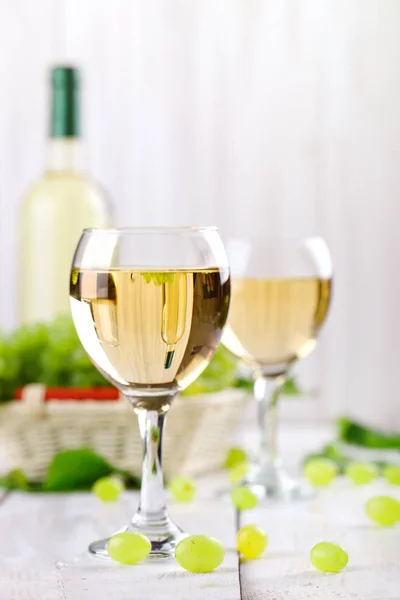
[338,417,400,449]
[281,376,301,396]
[117,470,141,490]
[233,378,253,391]
[0,451,141,493]
[44,448,114,491]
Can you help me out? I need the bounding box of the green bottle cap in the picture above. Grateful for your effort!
[50,66,80,137]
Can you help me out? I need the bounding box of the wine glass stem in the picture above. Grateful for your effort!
[254,375,284,467]
[135,409,168,525]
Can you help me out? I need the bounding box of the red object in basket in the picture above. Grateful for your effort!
[15,387,120,401]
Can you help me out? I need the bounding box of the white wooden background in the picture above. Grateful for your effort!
[0,0,399,428]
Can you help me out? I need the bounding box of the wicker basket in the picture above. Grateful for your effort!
[0,385,248,480]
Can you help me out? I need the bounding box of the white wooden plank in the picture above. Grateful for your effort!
[0,426,399,599]
[0,0,63,331]
[316,0,400,430]
[0,488,240,600]
[1,0,400,427]
[239,480,400,600]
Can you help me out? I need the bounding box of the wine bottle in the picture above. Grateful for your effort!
[19,66,110,324]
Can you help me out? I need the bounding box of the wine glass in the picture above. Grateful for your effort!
[69,226,230,558]
[222,236,332,501]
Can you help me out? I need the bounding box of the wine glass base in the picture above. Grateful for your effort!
[88,519,186,560]
[245,463,315,502]
[247,479,314,502]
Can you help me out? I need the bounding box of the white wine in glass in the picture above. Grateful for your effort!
[223,237,333,500]
[70,227,230,558]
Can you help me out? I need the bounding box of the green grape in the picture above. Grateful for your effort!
[175,535,225,573]
[229,462,249,484]
[365,496,400,526]
[345,461,378,485]
[92,476,124,502]
[236,524,267,559]
[310,542,348,573]
[107,532,151,564]
[223,447,248,470]
[230,486,258,510]
[383,465,400,486]
[169,476,196,503]
[304,458,338,486]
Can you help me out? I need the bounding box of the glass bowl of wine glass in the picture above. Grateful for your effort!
[222,236,333,501]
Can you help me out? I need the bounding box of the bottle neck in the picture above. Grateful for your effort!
[46,138,85,172]
[48,66,83,171]
[51,66,80,137]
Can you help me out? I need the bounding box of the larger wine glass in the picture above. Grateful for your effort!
[222,236,332,501]
[70,227,230,558]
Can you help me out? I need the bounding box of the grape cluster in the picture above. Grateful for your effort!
[0,316,108,400]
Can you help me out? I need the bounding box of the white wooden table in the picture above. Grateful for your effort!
[0,424,399,600]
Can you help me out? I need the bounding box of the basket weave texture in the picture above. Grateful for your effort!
[0,385,248,479]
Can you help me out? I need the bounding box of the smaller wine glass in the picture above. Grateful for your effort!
[222,236,333,501]
[69,226,230,558]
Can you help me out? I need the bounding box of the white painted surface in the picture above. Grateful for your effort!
[0,425,399,599]
[1,1,400,427]
[240,481,400,600]
[0,491,239,600]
